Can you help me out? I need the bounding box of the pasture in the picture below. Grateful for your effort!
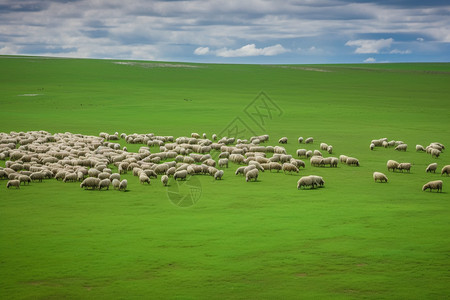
[0,56,449,299]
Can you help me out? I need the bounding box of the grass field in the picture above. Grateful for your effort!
[0,56,449,299]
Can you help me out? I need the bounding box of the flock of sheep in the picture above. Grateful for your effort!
[0,131,447,193]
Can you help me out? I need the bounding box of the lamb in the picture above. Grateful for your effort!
[346,157,359,166]
[387,160,400,172]
[112,178,120,190]
[139,174,150,184]
[218,158,229,168]
[373,172,388,183]
[305,137,313,144]
[422,180,443,192]
[394,144,407,151]
[80,177,100,190]
[426,163,437,173]
[397,163,411,173]
[6,179,20,189]
[282,163,299,174]
[246,169,259,182]
[18,175,31,185]
[235,166,246,175]
[63,173,77,182]
[118,179,128,191]
[297,176,316,189]
[441,165,450,176]
[161,175,169,186]
[416,145,425,152]
[278,137,288,144]
[98,179,111,190]
[174,170,188,181]
[214,170,224,180]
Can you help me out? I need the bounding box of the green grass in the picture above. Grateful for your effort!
[0,56,449,299]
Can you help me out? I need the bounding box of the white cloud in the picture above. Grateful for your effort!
[417,37,424,42]
[364,57,376,63]
[390,49,412,54]
[194,47,210,55]
[345,38,394,54]
[215,44,289,57]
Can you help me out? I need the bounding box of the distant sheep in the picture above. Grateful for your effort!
[235,166,246,175]
[30,172,45,182]
[161,175,169,186]
[441,165,450,176]
[416,145,425,152]
[426,163,437,173]
[387,160,400,172]
[310,156,323,167]
[214,170,224,180]
[430,149,441,158]
[327,146,333,154]
[63,173,77,182]
[422,180,443,192]
[282,163,299,174]
[339,155,348,163]
[278,137,287,144]
[112,178,120,190]
[297,176,316,189]
[370,143,375,151]
[320,143,328,150]
[139,174,150,184]
[98,179,111,190]
[18,175,31,185]
[395,144,407,151]
[305,137,313,144]
[298,137,303,143]
[296,149,307,157]
[6,179,20,189]
[218,158,229,168]
[309,175,325,187]
[174,170,188,181]
[397,162,411,173]
[118,179,128,191]
[269,162,282,172]
[246,169,259,182]
[373,172,388,183]
[80,177,100,190]
[346,157,359,166]
[249,161,264,172]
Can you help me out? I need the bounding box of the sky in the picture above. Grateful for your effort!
[0,0,449,64]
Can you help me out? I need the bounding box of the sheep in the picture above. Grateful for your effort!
[208,167,219,176]
[80,177,100,190]
[6,179,20,189]
[55,171,66,181]
[166,167,176,176]
[30,172,45,182]
[203,159,216,167]
[430,148,441,158]
[109,173,120,181]
[441,165,450,176]
[98,179,111,190]
[327,145,333,154]
[139,174,150,184]
[305,137,313,144]
[422,180,443,192]
[218,152,229,159]
[63,173,77,182]
[229,154,245,164]
[296,149,307,157]
[310,156,323,167]
[235,166,246,175]
[397,163,411,173]
[249,161,264,172]
[269,162,282,172]
[112,178,120,190]
[212,134,217,140]
[387,160,400,172]
[394,144,407,151]
[243,165,257,175]
[297,176,316,189]
[322,157,338,168]
[174,170,188,181]
[305,150,313,158]
[298,137,303,143]
[320,143,328,150]
[77,171,85,181]
[416,145,425,152]
[282,163,299,174]
[161,175,169,186]
[246,169,259,182]
[142,169,157,178]
[290,159,305,169]
[426,163,437,173]
[309,175,325,187]
[313,150,322,157]
[214,170,224,180]
[373,172,388,183]
[218,158,229,168]
[18,175,31,185]
[98,172,111,180]
[118,179,128,191]
[370,143,375,151]
[278,137,287,144]
[346,157,359,166]
[339,155,348,163]
[118,162,128,174]
[88,168,101,177]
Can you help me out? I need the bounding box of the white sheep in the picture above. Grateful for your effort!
[320,143,328,150]
[430,148,441,158]
[249,161,264,172]
[346,157,359,166]
[118,179,128,191]
[30,172,45,182]
[297,176,315,189]
[298,137,303,143]
[235,166,246,175]
[339,155,348,163]
[112,178,120,190]
[7,179,20,189]
[309,175,325,187]
[310,156,323,167]
[161,175,169,186]
[139,174,150,184]
[305,137,313,144]
[214,170,224,180]
[416,144,425,152]
[441,165,450,176]
[174,170,188,181]
[373,172,388,183]
[327,145,333,154]
[397,162,411,173]
[18,175,31,185]
[387,160,400,172]
[296,149,307,157]
[80,177,100,190]
[218,158,229,168]
[395,144,407,151]
[426,163,437,173]
[63,173,77,182]
[422,180,443,192]
[370,143,375,151]
[278,137,288,144]
[269,162,282,172]
[246,169,259,182]
[282,163,299,174]
[98,179,111,190]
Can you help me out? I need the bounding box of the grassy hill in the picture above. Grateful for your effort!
[0,56,449,299]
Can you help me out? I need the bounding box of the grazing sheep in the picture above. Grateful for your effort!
[298,137,303,143]
[296,149,307,157]
[55,171,66,181]
[218,158,229,168]
[249,161,264,172]
[118,162,128,174]
[6,179,20,189]
[397,163,411,173]
[208,167,219,176]
[63,173,77,182]
[88,168,101,177]
[235,166,246,175]
[327,146,333,154]
[118,179,128,191]
[309,175,325,187]
[387,160,400,172]
[339,155,348,163]
[305,137,313,144]
[246,169,259,182]
[269,162,282,172]
[98,179,111,190]
[430,148,441,158]
[282,163,299,174]
[77,171,85,181]
[426,163,437,173]
[30,172,45,182]
[416,144,425,152]
[18,175,31,185]
[98,172,111,180]
[161,175,169,186]
[290,159,305,169]
[109,173,120,181]
[80,177,100,190]
[297,176,315,189]
[320,143,328,150]
[112,178,120,190]
[346,157,359,166]
[166,167,176,176]
[174,170,188,181]
[370,143,375,151]
[278,137,288,144]
[212,134,217,140]
[322,157,338,168]
[306,150,313,158]
[142,169,158,178]
[243,165,257,175]
[422,180,443,192]
[395,144,407,151]
[139,174,150,184]
[310,156,323,167]
[313,150,322,157]
[214,170,224,180]
[441,165,450,176]
[373,172,388,183]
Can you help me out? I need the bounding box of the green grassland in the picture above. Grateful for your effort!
[0,56,449,299]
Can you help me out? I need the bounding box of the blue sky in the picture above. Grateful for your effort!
[0,0,449,64]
